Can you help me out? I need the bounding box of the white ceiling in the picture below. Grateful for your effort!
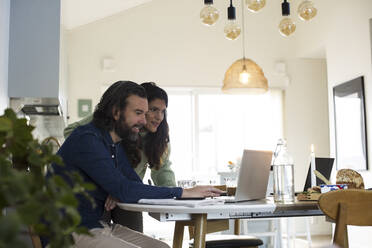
[61,0,152,30]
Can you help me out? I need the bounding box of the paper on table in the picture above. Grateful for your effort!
[138,198,225,208]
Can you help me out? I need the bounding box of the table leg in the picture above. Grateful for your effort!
[234,219,241,235]
[173,221,185,248]
[193,214,207,248]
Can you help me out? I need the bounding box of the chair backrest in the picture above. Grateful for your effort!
[318,189,372,248]
[28,226,42,248]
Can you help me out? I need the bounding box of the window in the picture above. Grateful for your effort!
[165,88,283,182]
[142,87,283,241]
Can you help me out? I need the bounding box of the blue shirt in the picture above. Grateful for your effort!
[53,123,182,229]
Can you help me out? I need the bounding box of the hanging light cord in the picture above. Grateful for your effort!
[241,0,246,61]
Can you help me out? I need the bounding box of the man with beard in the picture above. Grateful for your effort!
[47,81,222,248]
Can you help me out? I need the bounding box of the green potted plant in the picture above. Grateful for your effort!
[0,109,94,248]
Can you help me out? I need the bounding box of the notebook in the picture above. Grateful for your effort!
[223,150,273,202]
[303,157,335,192]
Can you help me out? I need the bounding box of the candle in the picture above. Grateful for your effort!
[310,144,316,187]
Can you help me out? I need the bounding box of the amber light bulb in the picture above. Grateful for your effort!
[245,0,266,13]
[224,0,241,40]
[224,21,241,40]
[200,0,219,26]
[298,0,317,21]
[279,17,296,37]
[278,0,296,37]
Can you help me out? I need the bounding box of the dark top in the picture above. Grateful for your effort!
[52,123,182,229]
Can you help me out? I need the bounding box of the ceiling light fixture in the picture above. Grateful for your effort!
[200,0,219,26]
[200,0,317,38]
[224,0,241,40]
[279,0,296,37]
[297,0,317,21]
[222,0,268,93]
[246,0,266,13]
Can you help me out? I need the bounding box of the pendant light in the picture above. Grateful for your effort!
[279,0,296,37]
[200,0,219,26]
[245,0,266,13]
[224,0,241,40]
[200,0,317,38]
[222,0,268,93]
[297,0,317,21]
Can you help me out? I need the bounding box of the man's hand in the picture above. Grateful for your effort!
[104,195,119,211]
[181,185,224,198]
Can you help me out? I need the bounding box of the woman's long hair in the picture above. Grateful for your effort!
[141,82,170,170]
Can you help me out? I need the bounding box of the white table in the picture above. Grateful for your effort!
[118,198,322,248]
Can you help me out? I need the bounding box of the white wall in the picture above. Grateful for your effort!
[295,0,372,186]
[285,59,330,191]
[0,0,10,114]
[293,0,372,186]
[283,58,332,235]
[325,1,372,187]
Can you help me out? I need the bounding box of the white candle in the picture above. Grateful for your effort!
[310,144,316,187]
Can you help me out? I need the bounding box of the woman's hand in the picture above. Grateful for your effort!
[104,195,119,211]
[181,185,224,198]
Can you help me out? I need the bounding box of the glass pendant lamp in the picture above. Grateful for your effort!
[245,0,266,13]
[278,0,296,37]
[200,0,219,26]
[222,0,268,94]
[297,0,317,21]
[223,58,268,93]
[224,0,241,40]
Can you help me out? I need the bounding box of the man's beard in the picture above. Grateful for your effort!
[113,113,142,142]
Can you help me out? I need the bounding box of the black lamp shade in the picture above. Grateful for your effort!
[204,0,213,4]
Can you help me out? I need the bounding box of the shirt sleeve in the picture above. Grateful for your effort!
[151,146,177,187]
[63,114,94,138]
[66,133,182,203]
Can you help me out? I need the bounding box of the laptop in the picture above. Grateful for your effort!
[224,150,273,202]
[303,157,334,192]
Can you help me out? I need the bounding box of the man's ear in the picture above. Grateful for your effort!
[112,107,120,121]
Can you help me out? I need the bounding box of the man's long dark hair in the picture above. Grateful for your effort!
[93,81,146,166]
[141,82,170,170]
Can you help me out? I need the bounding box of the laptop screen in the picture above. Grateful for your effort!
[234,150,273,201]
[303,157,334,191]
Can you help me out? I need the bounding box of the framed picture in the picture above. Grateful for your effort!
[333,76,368,171]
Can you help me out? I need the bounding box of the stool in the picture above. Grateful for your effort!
[205,235,263,248]
[188,219,263,248]
[190,234,263,248]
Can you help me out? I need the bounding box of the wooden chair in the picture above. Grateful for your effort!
[318,189,372,248]
[28,226,42,248]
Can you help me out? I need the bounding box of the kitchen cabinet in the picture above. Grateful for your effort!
[8,0,68,120]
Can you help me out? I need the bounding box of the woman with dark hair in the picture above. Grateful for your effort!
[137,82,174,185]
[63,82,176,231]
